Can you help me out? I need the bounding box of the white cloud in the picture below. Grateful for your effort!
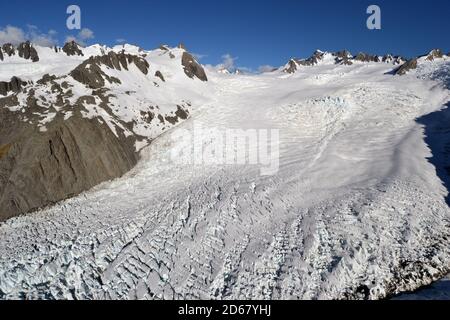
[78,28,94,40]
[192,53,208,61]
[218,53,237,71]
[0,26,26,45]
[258,65,276,73]
[65,28,95,46]
[116,38,126,44]
[30,34,57,47]
[28,26,58,47]
[0,25,57,47]
[204,53,256,74]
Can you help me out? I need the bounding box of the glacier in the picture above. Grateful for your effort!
[0,47,450,300]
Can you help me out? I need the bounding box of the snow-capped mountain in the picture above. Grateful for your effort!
[0,41,210,220]
[0,42,450,300]
[282,50,407,74]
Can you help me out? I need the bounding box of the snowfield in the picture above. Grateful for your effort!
[1,56,450,300]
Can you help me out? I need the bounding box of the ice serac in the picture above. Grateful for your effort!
[182,52,208,81]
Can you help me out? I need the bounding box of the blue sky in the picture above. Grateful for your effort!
[0,0,449,70]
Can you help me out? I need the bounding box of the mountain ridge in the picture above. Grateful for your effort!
[0,40,449,221]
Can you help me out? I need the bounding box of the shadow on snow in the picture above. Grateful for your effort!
[416,102,450,206]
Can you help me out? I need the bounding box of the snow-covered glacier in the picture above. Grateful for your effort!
[1,48,450,300]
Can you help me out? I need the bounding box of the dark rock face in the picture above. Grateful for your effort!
[382,54,405,65]
[71,61,111,89]
[284,59,298,74]
[62,41,84,56]
[37,74,57,85]
[155,70,165,82]
[382,54,393,63]
[181,52,208,81]
[284,51,325,73]
[334,50,353,65]
[395,59,418,75]
[0,71,148,221]
[354,52,380,63]
[165,105,189,124]
[1,42,40,62]
[2,44,15,57]
[17,41,39,62]
[71,52,149,89]
[0,77,27,96]
[0,106,139,222]
[306,50,325,65]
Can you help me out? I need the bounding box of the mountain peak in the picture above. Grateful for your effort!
[425,49,444,61]
[62,40,84,56]
[0,41,39,62]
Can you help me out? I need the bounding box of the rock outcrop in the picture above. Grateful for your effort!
[395,49,444,76]
[334,50,353,65]
[382,54,405,65]
[182,52,208,81]
[426,49,444,61]
[284,59,298,74]
[395,59,418,75]
[2,44,15,57]
[155,70,165,82]
[62,41,84,56]
[283,51,325,73]
[17,41,39,62]
[0,105,139,221]
[354,52,380,63]
[0,77,27,96]
[0,42,39,62]
[70,51,149,89]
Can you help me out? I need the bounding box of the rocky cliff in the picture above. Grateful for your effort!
[0,41,208,221]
